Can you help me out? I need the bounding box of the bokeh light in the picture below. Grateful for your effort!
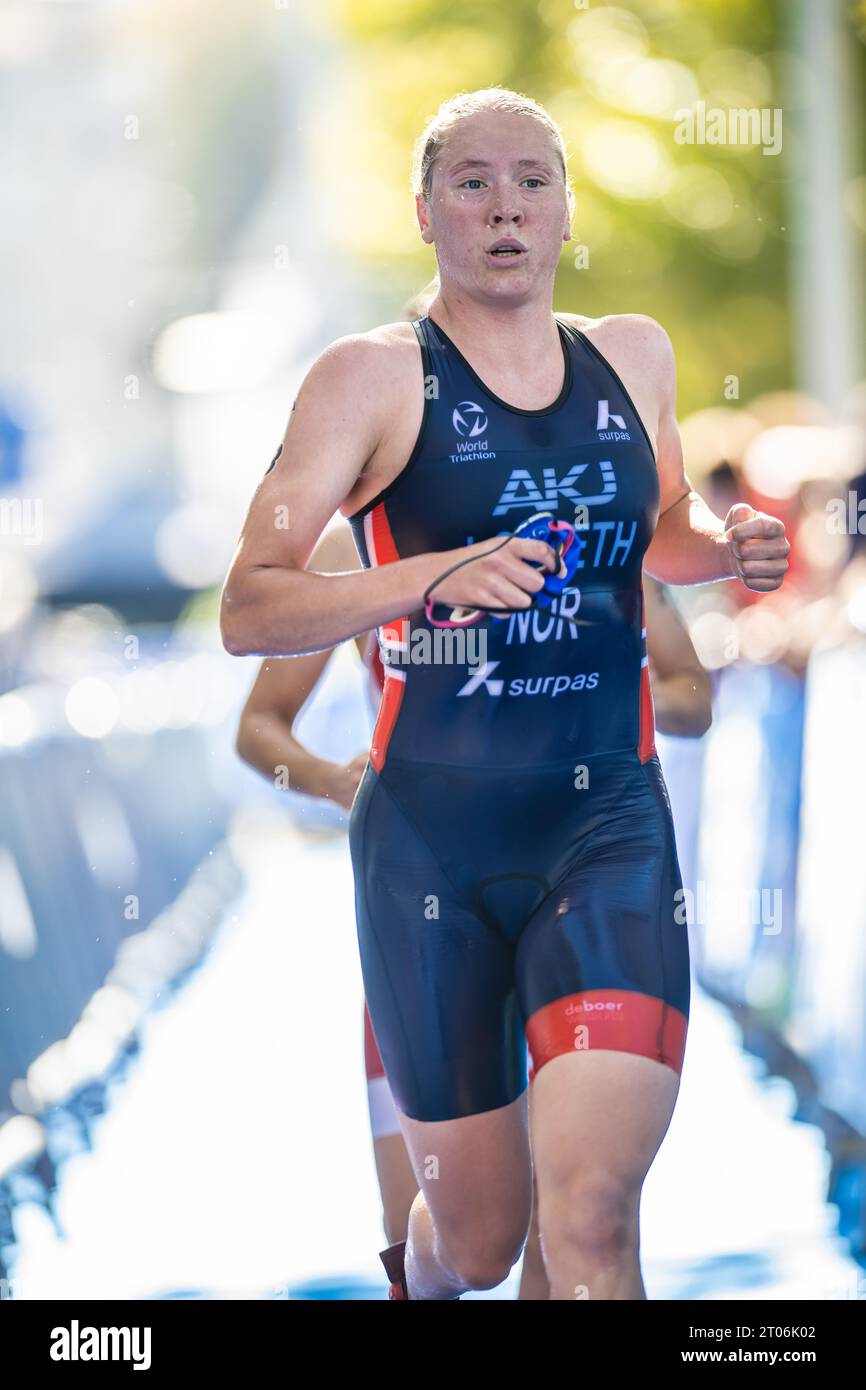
[65,677,119,739]
[153,312,293,393]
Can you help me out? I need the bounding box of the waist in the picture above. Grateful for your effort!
[371,653,650,770]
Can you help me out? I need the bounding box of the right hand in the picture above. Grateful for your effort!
[429,536,563,614]
[329,751,370,811]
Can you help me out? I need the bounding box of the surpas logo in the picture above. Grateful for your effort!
[452,400,488,437]
[596,399,630,442]
[494,459,617,516]
[456,660,599,699]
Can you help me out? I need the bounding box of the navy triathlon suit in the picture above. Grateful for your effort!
[346,314,690,1122]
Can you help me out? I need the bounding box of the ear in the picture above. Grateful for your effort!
[416,192,434,245]
[563,187,576,243]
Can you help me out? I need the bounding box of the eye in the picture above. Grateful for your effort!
[460,178,485,190]
[523,178,547,188]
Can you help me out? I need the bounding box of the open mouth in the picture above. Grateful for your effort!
[486,247,527,263]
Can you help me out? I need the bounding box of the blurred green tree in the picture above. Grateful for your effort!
[327,0,865,414]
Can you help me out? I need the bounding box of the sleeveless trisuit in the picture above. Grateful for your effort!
[347,314,690,1122]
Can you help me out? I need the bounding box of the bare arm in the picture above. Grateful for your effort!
[639,320,789,590]
[219,334,559,658]
[236,528,370,807]
[644,575,712,738]
[219,336,442,657]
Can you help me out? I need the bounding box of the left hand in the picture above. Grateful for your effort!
[723,503,790,592]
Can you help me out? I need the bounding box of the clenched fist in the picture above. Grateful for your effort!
[330,751,370,811]
[723,503,790,592]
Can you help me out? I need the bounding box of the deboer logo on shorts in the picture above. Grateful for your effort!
[567,997,624,1052]
[565,999,624,1016]
[456,661,599,699]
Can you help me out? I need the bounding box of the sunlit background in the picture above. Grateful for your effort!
[1,0,866,1299]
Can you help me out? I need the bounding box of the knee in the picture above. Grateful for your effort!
[541,1177,637,1266]
[440,1225,527,1291]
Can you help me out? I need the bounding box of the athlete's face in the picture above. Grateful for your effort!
[417,111,574,303]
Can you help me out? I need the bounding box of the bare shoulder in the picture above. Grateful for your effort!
[345,318,421,354]
[363,318,422,346]
[316,321,426,518]
[559,311,676,402]
[312,322,421,437]
[307,319,419,394]
[285,320,421,474]
[362,319,424,390]
[560,310,672,360]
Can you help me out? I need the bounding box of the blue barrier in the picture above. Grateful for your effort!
[686,649,866,1255]
[789,642,866,1135]
[0,727,234,1112]
[693,662,805,1010]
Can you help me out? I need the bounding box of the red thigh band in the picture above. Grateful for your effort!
[527,989,687,1080]
[364,1001,386,1081]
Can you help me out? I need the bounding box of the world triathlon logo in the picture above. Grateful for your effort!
[452,400,488,438]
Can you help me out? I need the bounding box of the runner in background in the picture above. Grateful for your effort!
[235,522,417,1249]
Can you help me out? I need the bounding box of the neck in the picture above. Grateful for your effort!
[427,286,560,364]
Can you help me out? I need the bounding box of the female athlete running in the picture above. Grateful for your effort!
[221,88,788,1300]
[235,520,711,1298]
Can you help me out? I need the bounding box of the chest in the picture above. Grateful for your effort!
[386,397,659,588]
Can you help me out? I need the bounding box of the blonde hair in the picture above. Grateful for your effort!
[411,86,571,203]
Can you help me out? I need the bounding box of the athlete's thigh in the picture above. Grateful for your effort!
[517,761,686,1217]
[529,1049,680,1198]
[516,754,689,1194]
[516,753,690,1090]
[350,762,527,1122]
[398,1092,533,1249]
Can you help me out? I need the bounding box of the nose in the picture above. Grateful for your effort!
[489,205,525,226]
[488,184,525,226]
